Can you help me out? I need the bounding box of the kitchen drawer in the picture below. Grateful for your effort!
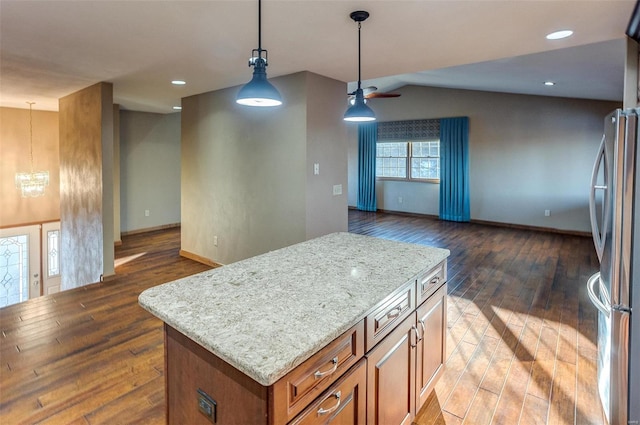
[416,260,446,307]
[365,281,415,352]
[289,358,367,425]
[271,320,365,424]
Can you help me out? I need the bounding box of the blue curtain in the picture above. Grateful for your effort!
[357,123,378,212]
[439,117,470,222]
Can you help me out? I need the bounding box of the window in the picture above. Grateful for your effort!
[376,142,407,178]
[47,229,60,278]
[376,140,440,182]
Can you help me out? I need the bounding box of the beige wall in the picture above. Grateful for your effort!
[348,85,620,233]
[181,71,347,265]
[305,72,348,239]
[59,82,114,289]
[0,107,60,226]
[113,104,121,244]
[119,110,182,232]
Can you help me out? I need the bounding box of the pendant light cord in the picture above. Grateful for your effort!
[27,101,35,172]
[258,0,262,53]
[357,22,362,90]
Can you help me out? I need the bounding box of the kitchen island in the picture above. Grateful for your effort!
[139,232,450,424]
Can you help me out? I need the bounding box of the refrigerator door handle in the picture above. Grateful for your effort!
[589,135,610,263]
[587,272,611,317]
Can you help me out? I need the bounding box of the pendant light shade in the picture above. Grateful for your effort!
[344,88,375,122]
[344,11,375,122]
[236,0,282,107]
[236,57,282,106]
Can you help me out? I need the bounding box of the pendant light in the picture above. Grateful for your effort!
[15,102,50,197]
[344,11,375,122]
[236,0,283,107]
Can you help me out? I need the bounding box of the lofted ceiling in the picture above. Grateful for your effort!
[0,0,636,113]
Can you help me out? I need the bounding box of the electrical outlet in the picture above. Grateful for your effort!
[144,209,150,217]
[213,236,218,246]
[197,389,217,423]
[398,196,403,204]
[333,184,342,195]
[314,163,320,175]
[544,209,551,217]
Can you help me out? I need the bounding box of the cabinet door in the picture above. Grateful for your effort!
[290,358,367,425]
[415,283,447,410]
[366,313,416,425]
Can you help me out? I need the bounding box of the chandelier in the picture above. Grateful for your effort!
[15,102,49,197]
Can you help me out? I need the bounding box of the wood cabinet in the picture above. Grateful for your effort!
[271,321,365,424]
[415,283,447,409]
[365,312,416,425]
[366,282,447,425]
[365,280,415,352]
[163,260,447,425]
[289,359,367,425]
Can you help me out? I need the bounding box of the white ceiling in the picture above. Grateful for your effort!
[0,1,635,113]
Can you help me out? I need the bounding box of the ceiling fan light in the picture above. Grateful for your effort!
[236,58,283,107]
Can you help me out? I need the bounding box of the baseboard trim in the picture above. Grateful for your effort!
[351,208,590,237]
[121,223,181,237]
[179,249,222,268]
[469,218,591,237]
[101,272,118,283]
[377,209,439,220]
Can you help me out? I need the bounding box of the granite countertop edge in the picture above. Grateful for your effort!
[138,232,450,386]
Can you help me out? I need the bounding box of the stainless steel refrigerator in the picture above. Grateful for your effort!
[588,108,639,425]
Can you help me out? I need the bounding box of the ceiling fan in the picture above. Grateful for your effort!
[347,86,401,102]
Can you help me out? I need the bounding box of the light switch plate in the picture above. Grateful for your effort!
[333,184,342,195]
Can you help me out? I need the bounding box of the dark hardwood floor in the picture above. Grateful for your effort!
[348,211,602,425]
[0,211,603,424]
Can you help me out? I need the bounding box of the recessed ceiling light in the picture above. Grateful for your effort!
[544,81,556,86]
[171,80,186,85]
[172,106,182,110]
[546,30,573,40]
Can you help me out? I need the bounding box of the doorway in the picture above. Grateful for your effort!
[0,221,61,308]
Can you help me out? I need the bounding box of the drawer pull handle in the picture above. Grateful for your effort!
[314,357,338,379]
[317,391,341,416]
[418,319,425,341]
[386,306,402,319]
[411,325,420,348]
[430,276,440,285]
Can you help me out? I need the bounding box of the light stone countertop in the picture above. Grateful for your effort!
[138,232,449,386]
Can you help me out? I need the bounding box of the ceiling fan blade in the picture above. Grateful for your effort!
[347,86,377,97]
[365,92,401,99]
[362,86,378,95]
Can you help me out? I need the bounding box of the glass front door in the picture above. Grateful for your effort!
[0,225,41,308]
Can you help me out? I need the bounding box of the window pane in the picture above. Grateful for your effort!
[376,142,408,178]
[47,230,60,277]
[0,235,29,307]
[409,141,440,179]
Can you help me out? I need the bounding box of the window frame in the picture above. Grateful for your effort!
[375,139,440,183]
